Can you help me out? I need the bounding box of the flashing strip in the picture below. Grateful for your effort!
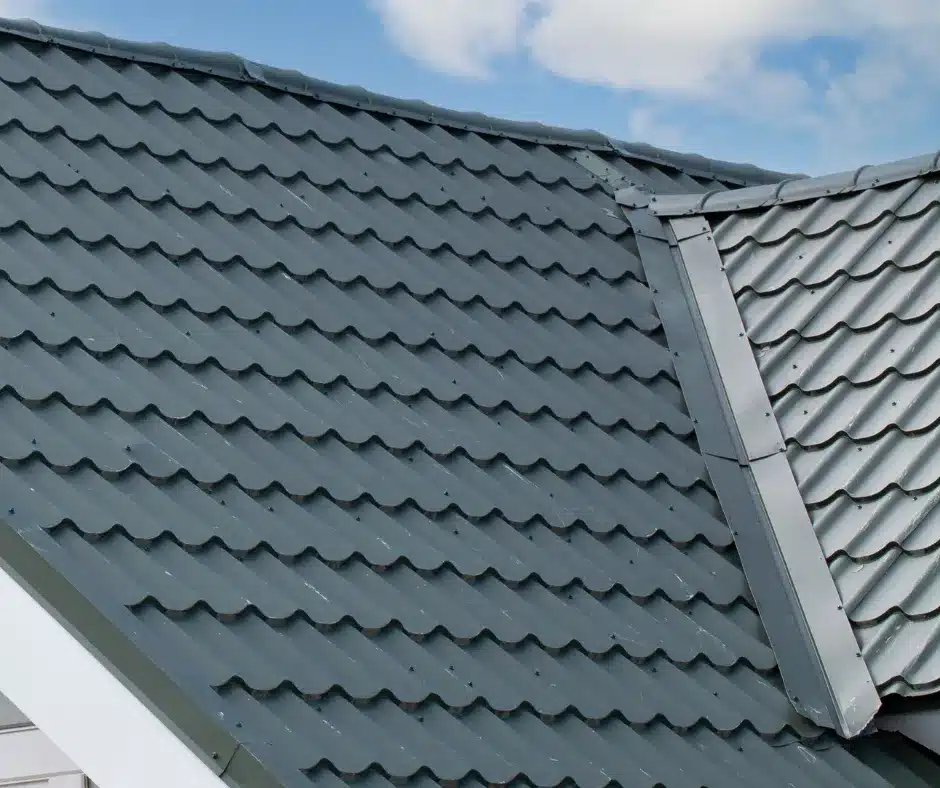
[619,196,880,738]
[0,519,283,788]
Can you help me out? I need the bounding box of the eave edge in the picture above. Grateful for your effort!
[0,519,279,788]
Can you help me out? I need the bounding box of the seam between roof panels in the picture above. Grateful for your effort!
[616,190,880,739]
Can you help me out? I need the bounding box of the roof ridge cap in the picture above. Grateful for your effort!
[0,16,791,185]
[0,16,616,151]
[643,149,940,216]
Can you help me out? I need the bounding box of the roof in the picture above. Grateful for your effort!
[634,152,940,730]
[0,15,925,788]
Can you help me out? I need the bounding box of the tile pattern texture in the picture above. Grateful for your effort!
[0,28,905,788]
[718,173,940,698]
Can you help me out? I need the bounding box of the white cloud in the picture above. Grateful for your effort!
[372,0,940,166]
[625,105,685,149]
[370,0,528,78]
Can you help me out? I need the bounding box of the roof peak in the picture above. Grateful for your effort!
[0,16,790,187]
[642,149,940,217]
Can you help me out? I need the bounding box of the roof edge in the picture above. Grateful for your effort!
[0,520,280,788]
[621,199,880,738]
[639,149,940,216]
[0,16,790,187]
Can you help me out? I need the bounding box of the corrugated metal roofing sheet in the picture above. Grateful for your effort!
[0,19,910,788]
[716,171,940,698]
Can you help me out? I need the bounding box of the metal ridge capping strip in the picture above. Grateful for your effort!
[0,16,792,186]
[642,149,940,216]
[617,190,880,738]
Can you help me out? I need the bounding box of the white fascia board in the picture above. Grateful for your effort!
[0,561,226,788]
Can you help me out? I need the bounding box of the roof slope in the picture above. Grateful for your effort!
[648,154,940,701]
[0,17,911,788]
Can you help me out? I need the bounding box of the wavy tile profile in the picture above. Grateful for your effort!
[0,17,912,788]
[714,165,940,698]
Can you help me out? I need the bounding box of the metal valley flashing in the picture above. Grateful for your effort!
[615,186,880,739]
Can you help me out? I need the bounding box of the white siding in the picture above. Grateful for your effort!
[0,725,84,786]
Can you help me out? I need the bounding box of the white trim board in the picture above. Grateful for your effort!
[0,560,225,788]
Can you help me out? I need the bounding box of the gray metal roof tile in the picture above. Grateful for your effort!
[831,547,940,621]
[702,167,940,700]
[714,176,934,251]
[813,487,940,559]
[0,20,906,787]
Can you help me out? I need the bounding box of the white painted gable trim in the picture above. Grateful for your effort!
[0,561,225,788]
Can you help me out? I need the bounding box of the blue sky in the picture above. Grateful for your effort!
[23,0,940,175]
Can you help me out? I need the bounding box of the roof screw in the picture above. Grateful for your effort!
[211,752,219,760]
[7,508,13,515]
[856,651,862,658]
